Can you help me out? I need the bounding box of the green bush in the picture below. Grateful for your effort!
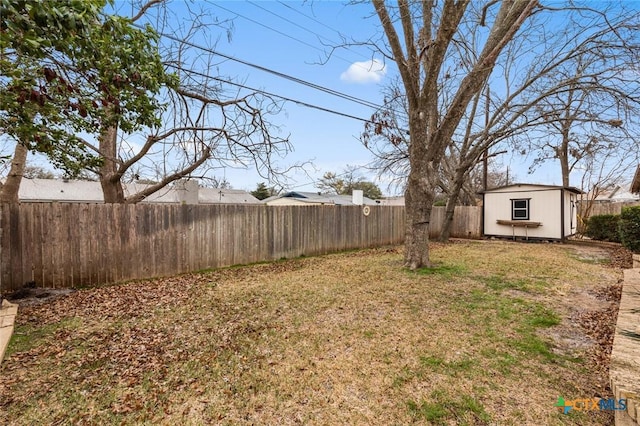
[619,206,640,253]
[585,214,621,242]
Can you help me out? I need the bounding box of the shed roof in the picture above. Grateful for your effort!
[480,183,583,194]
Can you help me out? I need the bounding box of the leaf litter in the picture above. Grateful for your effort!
[0,241,630,425]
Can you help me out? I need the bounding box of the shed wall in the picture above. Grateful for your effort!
[563,191,579,237]
[483,188,562,239]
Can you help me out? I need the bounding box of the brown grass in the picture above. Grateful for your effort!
[0,240,622,425]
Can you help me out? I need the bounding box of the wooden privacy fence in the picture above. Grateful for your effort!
[578,201,640,217]
[1,203,401,292]
[0,203,482,292]
[429,206,482,240]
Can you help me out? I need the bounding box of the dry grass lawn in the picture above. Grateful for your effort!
[0,240,624,425]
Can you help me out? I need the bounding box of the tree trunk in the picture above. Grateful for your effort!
[373,0,537,269]
[558,113,572,187]
[99,125,126,203]
[404,157,438,269]
[439,180,465,243]
[559,138,570,188]
[404,185,435,269]
[0,143,28,203]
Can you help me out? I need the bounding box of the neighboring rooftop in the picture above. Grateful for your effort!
[13,178,261,204]
[592,185,640,203]
[198,187,263,204]
[374,196,405,206]
[18,178,104,203]
[263,191,378,206]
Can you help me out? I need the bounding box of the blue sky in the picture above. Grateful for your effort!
[152,0,568,194]
[162,0,401,193]
[18,0,580,195]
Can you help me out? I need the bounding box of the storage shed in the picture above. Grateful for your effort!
[481,184,583,241]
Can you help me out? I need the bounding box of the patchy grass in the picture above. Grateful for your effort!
[413,262,468,278]
[0,241,622,425]
[407,390,491,425]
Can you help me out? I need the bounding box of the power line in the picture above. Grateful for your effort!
[167,63,373,124]
[211,2,325,58]
[248,1,334,44]
[130,19,409,188]
[164,70,397,191]
[276,1,346,36]
[243,1,374,69]
[132,23,385,112]
[164,70,383,190]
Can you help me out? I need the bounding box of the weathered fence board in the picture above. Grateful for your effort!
[0,203,486,293]
[429,206,482,240]
[578,201,640,217]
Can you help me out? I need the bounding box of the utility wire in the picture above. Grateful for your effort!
[211,2,325,58]
[276,0,345,36]
[166,65,387,190]
[168,63,373,123]
[133,22,386,112]
[131,18,409,188]
[272,0,381,69]
[243,1,375,69]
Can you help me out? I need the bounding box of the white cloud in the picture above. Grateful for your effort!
[340,59,386,84]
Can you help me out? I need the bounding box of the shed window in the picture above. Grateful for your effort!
[511,199,530,220]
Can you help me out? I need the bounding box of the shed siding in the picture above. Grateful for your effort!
[564,190,579,237]
[483,186,563,239]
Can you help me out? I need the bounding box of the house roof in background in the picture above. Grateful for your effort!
[264,191,378,205]
[14,178,260,204]
[592,186,640,202]
[125,182,185,203]
[375,196,405,206]
[198,188,261,204]
[18,179,104,202]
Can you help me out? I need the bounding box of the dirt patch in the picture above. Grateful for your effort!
[567,242,612,263]
[567,239,634,269]
[542,242,628,400]
[4,287,77,308]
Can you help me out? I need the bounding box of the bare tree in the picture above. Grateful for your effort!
[22,165,56,180]
[363,77,411,194]
[523,62,640,187]
[199,176,232,190]
[95,87,290,203]
[576,147,638,233]
[368,0,538,268]
[91,1,293,203]
[364,2,640,247]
